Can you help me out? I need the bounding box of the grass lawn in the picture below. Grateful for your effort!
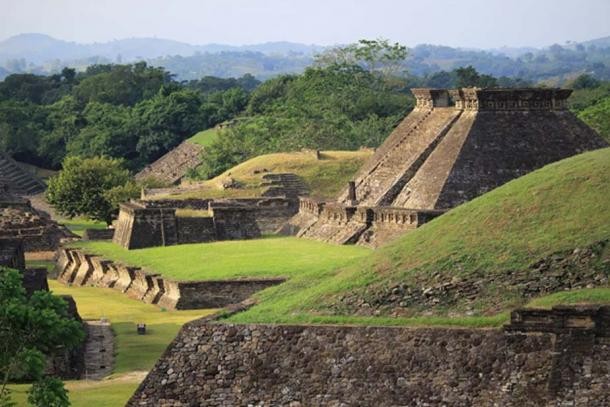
[61,217,108,237]
[7,282,213,407]
[48,281,215,373]
[188,128,219,147]
[72,236,370,281]
[9,376,141,407]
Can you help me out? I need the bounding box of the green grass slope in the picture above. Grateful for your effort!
[156,150,372,200]
[578,96,610,142]
[227,148,610,325]
[188,127,219,147]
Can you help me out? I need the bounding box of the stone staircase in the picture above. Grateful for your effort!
[0,152,46,195]
[82,320,114,380]
[260,173,309,199]
[349,108,461,206]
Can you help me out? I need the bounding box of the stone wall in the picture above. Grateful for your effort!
[113,202,178,249]
[82,228,115,240]
[0,205,75,252]
[290,198,442,247]
[338,240,610,315]
[128,305,610,406]
[56,248,284,310]
[175,216,215,244]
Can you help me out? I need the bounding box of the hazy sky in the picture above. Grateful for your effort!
[1,0,609,48]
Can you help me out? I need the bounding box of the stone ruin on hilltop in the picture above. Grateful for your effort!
[286,87,609,247]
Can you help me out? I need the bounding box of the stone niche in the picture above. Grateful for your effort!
[453,87,573,111]
[412,88,450,109]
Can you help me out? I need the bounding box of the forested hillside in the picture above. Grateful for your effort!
[0,63,256,169]
[1,39,608,178]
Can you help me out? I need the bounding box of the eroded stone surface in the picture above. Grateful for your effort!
[128,307,610,406]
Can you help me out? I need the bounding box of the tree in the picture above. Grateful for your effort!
[46,156,131,224]
[315,38,408,77]
[130,88,206,164]
[0,268,84,406]
[571,74,601,90]
[454,66,498,88]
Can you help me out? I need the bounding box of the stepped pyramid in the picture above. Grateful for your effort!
[135,141,204,185]
[288,88,608,247]
[0,152,46,195]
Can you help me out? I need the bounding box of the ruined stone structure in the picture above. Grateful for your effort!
[260,172,309,199]
[129,305,610,406]
[135,140,204,185]
[0,185,75,252]
[55,247,284,309]
[288,88,608,247]
[0,152,46,195]
[113,195,301,249]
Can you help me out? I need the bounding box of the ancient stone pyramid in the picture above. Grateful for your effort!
[0,152,46,195]
[135,140,204,185]
[289,88,608,247]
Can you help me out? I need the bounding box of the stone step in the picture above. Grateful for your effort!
[82,320,114,380]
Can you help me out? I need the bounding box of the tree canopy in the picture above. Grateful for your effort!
[0,268,84,407]
[46,156,132,224]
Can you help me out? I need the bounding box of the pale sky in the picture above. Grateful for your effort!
[1,0,609,48]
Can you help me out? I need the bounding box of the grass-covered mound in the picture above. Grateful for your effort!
[226,148,610,325]
[72,237,370,281]
[188,127,219,147]
[156,150,372,200]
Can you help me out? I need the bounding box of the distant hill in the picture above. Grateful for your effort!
[580,36,610,49]
[1,33,610,82]
[0,33,324,65]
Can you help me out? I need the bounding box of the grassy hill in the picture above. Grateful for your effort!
[153,150,372,200]
[578,96,610,142]
[188,127,219,147]
[226,148,610,325]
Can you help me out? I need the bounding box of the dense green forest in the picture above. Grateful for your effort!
[0,63,258,169]
[1,40,609,179]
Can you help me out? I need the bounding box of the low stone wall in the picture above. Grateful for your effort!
[82,228,115,240]
[56,248,284,310]
[141,198,213,210]
[286,198,443,247]
[128,306,610,406]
